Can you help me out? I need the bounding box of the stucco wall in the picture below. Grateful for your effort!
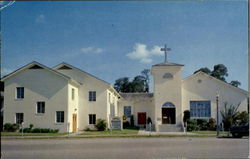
[118,99,154,126]
[3,69,69,132]
[151,66,183,130]
[56,68,109,130]
[182,73,248,123]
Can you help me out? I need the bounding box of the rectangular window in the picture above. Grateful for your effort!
[72,88,75,100]
[89,114,96,124]
[190,101,211,118]
[124,106,132,118]
[16,113,24,124]
[16,87,24,99]
[56,111,64,123]
[37,102,45,114]
[89,91,96,101]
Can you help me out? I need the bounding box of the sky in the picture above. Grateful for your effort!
[1,1,248,91]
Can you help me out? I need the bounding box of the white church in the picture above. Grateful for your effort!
[2,50,249,132]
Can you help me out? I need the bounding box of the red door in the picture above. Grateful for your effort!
[138,112,146,125]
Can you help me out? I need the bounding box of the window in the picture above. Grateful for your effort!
[56,111,64,123]
[190,101,211,118]
[16,87,24,99]
[16,113,24,124]
[124,106,132,117]
[89,114,96,124]
[89,91,96,101]
[37,102,45,114]
[72,88,75,100]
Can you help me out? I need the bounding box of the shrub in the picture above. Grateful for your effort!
[4,123,19,132]
[22,128,32,133]
[30,128,59,133]
[196,119,208,130]
[123,121,130,128]
[207,118,216,130]
[183,110,190,127]
[235,111,249,126]
[84,127,91,131]
[32,128,41,133]
[187,119,199,131]
[130,115,134,127]
[95,119,107,131]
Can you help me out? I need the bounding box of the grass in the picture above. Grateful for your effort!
[1,132,68,136]
[81,128,139,135]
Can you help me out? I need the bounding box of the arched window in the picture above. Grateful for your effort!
[162,102,175,108]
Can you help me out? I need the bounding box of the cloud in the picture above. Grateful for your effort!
[1,68,14,77]
[35,14,45,23]
[81,47,103,54]
[64,46,104,58]
[126,43,163,63]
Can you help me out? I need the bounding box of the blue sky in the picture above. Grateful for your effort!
[1,1,248,91]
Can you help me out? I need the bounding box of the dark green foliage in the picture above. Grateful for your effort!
[30,128,58,133]
[130,115,134,127]
[95,119,107,131]
[4,123,19,132]
[123,121,130,128]
[230,80,241,87]
[22,128,32,133]
[183,110,190,127]
[196,119,209,130]
[114,69,150,93]
[187,119,198,131]
[147,117,152,124]
[207,118,216,130]
[235,111,249,126]
[211,64,228,82]
[194,67,211,75]
[220,102,240,131]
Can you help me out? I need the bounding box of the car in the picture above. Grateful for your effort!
[230,123,249,138]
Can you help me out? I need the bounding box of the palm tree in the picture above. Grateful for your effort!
[220,102,240,131]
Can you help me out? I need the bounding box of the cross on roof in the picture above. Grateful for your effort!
[160,44,171,63]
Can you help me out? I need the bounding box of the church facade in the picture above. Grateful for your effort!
[2,61,249,132]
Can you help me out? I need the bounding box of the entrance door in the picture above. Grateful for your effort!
[162,108,176,124]
[138,112,146,125]
[72,114,77,132]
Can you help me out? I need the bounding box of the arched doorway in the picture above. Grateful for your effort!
[162,102,176,124]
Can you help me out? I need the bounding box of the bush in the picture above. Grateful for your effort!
[123,121,130,128]
[4,123,19,132]
[30,128,58,133]
[235,111,249,126]
[95,119,107,131]
[183,110,190,127]
[207,118,216,130]
[187,119,198,131]
[84,127,91,131]
[130,115,134,127]
[196,119,208,130]
[22,128,32,133]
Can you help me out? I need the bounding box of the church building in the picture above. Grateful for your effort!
[2,52,249,132]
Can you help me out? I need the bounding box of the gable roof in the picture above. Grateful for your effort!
[183,71,249,95]
[53,62,121,97]
[1,61,80,86]
[153,62,184,67]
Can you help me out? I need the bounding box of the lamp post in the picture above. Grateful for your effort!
[216,91,220,137]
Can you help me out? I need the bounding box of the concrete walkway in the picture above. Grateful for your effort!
[138,129,208,136]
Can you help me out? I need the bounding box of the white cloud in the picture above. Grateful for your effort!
[1,68,14,77]
[81,47,103,54]
[126,43,164,63]
[35,14,45,23]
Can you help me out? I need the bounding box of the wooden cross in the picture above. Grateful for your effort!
[160,44,171,63]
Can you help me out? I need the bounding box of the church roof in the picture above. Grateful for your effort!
[153,62,184,66]
[120,93,154,101]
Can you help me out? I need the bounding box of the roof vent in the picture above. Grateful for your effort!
[58,65,72,70]
[29,65,43,69]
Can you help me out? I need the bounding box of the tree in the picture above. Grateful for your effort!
[131,75,146,92]
[220,102,240,130]
[211,64,228,82]
[114,77,131,93]
[141,69,150,92]
[194,67,211,75]
[230,80,241,87]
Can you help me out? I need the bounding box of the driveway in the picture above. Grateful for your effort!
[1,137,249,159]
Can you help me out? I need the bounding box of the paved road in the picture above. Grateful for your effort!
[1,137,249,159]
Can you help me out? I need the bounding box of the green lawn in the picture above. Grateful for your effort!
[1,132,68,136]
[81,128,139,135]
[191,131,229,135]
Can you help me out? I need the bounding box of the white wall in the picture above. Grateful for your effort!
[3,69,70,132]
[182,73,248,122]
[56,68,110,130]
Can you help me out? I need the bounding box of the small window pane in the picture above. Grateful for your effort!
[16,87,24,99]
[56,111,64,123]
[72,88,75,100]
[37,102,45,114]
[89,114,96,124]
[16,113,23,124]
[124,106,131,117]
[190,101,211,118]
[89,91,96,101]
